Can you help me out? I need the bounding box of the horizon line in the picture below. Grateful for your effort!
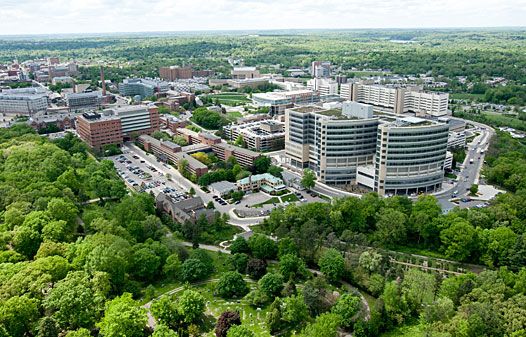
[0,26,525,39]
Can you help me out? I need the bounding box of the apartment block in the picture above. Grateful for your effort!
[311,61,331,78]
[223,120,285,152]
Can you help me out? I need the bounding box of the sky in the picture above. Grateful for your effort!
[0,0,525,36]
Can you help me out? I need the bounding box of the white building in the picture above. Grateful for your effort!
[307,78,338,95]
[0,87,48,115]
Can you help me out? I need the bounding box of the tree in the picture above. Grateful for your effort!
[181,258,209,282]
[215,311,241,337]
[318,248,345,283]
[281,294,309,328]
[216,272,249,299]
[302,277,331,316]
[253,156,271,174]
[177,289,205,323]
[374,208,407,247]
[422,297,455,324]
[248,234,277,260]
[44,271,101,330]
[229,253,249,273]
[470,184,479,195]
[12,225,42,258]
[36,317,60,337]
[278,238,299,258]
[401,269,436,315]
[163,254,181,280]
[331,293,361,328]
[234,134,246,148]
[97,293,147,337]
[65,328,91,337]
[440,219,478,261]
[0,295,39,337]
[267,165,283,178]
[259,273,284,297]
[226,325,255,337]
[358,250,383,274]
[381,281,409,325]
[279,254,307,280]
[299,312,341,337]
[230,237,250,255]
[152,324,179,337]
[246,258,267,280]
[301,169,316,190]
[150,295,182,329]
[131,247,161,281]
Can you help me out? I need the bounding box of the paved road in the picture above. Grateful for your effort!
[121,143,264,228]
[435,120,495,212]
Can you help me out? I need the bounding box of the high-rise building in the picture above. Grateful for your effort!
[0,87,48,115]
[285,102,450,195]
[373,117,449,196]
[311,61,331,78]
[252,89,320,115]
[285,103,379,185]
[66,91,102,110]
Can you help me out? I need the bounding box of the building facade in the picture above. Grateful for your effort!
[159,66,193,81]
[374,117,449,196]
[76,112,123,150]
[0,91,48,115]
[223,120,286,152]
[307,78,338,95]
[66,92,102,110]
[119,78,170,99]
[252,90,320,115]
[231,67,260,80]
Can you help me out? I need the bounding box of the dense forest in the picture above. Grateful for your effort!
[1,29,525,85]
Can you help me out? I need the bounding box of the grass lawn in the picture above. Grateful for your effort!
[450,93,485,101]
[281,193,299,203]
[200,225,242,245]
[481,111,526,131]
[226,111,243,121]
[207,93,250,106]
[252,197,280,208]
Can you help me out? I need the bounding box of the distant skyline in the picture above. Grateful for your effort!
[0,0,525,36]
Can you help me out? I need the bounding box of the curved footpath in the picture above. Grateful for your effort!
[143,242,371,330]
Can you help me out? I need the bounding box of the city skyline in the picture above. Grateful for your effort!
[0,0,525,36]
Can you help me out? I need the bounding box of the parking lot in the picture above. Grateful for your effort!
[110,152,190,203]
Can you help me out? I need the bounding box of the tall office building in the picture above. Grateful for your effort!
[373,117,449,196]
[159,66,193,81]
[285,103,379,185]
[76,105,160,150]
[285,102,450,195]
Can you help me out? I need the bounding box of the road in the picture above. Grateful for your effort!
[119,142,264,229]
[434,120,495,212]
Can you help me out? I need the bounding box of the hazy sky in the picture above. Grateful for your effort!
[0,0,525,35]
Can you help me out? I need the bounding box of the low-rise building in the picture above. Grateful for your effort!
[231,66,260,80]
[307,78,338,95]
[252,89,320,115]
[209,181,238,197]
[159,66,193,81]
[237,173,286,194]
[227,78,268,89]
[156,193,215,224]
[224,120,285,152]
[212,142,261,168]
[119,78,169,99]
[66,91,102,110]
